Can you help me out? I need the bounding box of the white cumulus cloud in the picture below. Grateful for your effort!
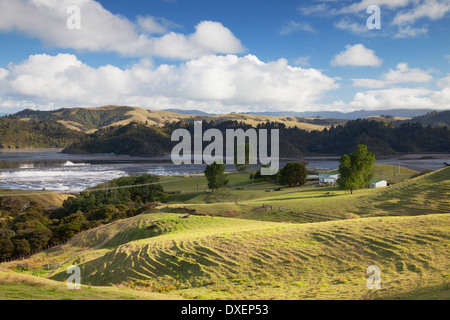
[353,63,433,88]
[350,87,436,110]
[347,64,450,111]
[393,0,450,25]
[0,0,244,59]
[331,44,383,67]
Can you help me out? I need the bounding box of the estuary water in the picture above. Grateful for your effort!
[0,149,448,192]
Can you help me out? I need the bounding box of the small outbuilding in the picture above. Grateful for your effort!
[370,179,387,188]
[319,173,340,184]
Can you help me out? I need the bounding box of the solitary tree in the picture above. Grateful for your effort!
[204,162,229,191]
[337,144,375,194]
[279,162,307,187]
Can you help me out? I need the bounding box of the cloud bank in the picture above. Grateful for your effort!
[0,53,339,113]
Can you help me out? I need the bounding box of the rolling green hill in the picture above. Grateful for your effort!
[0,189,69,208]
[0,271,181,300]
[161,166,448,223]
[43,213,450,300]
[1,166,448,300]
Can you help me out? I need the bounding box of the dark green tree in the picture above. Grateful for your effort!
[12,238,31,256]
[279,162,307,187]
[26,228,52,251]
[0,229,15,260]
[252,165,280,182]
[128,174,164,203]
[337,144,376,194]
[204,162,229,191]
[0,238,14,260]
[53,222,82,242]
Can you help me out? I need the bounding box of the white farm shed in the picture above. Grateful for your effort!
[319,173,340,184]
[370,179,387,188]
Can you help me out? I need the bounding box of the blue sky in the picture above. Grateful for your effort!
[0,0,449,114]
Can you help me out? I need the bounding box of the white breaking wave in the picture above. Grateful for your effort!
[62,161,89,166]
[20,164,34,169]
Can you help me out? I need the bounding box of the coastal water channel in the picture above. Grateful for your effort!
[0,149,448,192]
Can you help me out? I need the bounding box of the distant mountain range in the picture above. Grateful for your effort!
[244,109,439,119]
[162,108,439,119]
[163,109,216,116]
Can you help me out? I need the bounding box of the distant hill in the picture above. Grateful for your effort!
[398,111,450,127]
[163,109,216,116]
[250,109,436,119]
[14,106,333,132]
[15,106,136,133]
[0,116,85,149]
[62,122,171,156]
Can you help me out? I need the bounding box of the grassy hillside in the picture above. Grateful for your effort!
[0,271,181,300]
[358,166,450,217]
[366,164,418,184]
[0,116,85,149]
[365,116,410,122]
[15,106,136,133]
[365,111,450,128]
[38,213,450,300]
[397,111,450,128]
[0,189,68,208]
[15,106,332,132]
[161,165,441,223]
